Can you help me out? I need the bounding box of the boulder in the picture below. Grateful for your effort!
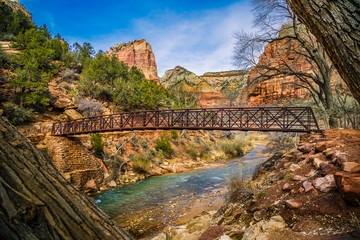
[334,152,347,165]
[334,172,360,204]
[320,163,339,176]
[303,181,314,192]
[315,140,335,152]
[313,158,323,169]
[313,174,336,193]
[285,199,302,209]
[324,148,336,158]
[282,183,291,191]
[64,109,83,120]
[342,162,360,172]
[242,216,286,240]
[289,163,301,172]
[107,180,117,187]
[298,143,315,153]
[53,97,73,108]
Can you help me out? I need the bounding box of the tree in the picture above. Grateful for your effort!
[72,42,95,65]
[234,0,341,128]
[287,0,360,105]
[0,117,133,240]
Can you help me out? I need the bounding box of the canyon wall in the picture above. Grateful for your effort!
[106,39,160,82]
[246,24,342,105]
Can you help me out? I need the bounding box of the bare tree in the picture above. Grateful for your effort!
[287,0,360,105]
[234,0,340,128]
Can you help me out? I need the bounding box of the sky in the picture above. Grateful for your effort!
[19,0,254,76]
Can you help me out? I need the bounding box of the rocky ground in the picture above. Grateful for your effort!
[150,129,360,240]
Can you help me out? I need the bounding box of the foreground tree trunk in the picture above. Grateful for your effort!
[287,0,360,104]
[0,117,133,240]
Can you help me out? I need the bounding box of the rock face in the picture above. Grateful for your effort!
[246,24,342,105]
[107,39,160,82]
[335,171,360,204]
[161,66,248,107]
[0,0,32,19]
[45,135,109,191]
[0,117,133,240]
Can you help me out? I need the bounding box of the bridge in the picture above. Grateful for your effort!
[51,107,320,136]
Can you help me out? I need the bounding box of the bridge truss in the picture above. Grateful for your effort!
[51,107,320,136]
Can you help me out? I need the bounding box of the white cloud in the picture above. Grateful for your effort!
[74,1,254,77]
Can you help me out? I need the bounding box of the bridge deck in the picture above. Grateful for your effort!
[51,107,320,136]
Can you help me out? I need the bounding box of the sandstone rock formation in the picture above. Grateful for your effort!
[246,24,342,105]
[161,66,247,107]
[0,0,32,19]
[107,39,160,82]
[0,117,133,239]
[45,135,109,192]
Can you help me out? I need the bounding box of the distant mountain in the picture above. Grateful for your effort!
[106,39,160,82]
[161,66,248,107]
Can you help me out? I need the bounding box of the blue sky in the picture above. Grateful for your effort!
[20,0,253,76]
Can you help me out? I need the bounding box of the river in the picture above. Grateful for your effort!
[94,143,269,238]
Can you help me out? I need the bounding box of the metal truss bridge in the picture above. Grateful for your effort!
[51,107,320,136]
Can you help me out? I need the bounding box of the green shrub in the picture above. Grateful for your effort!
[171,129,178,140]
[283,173,294,181]
[220,139,249,157]
[155,132,174,158]
[131,155,150,174]
[186,146,199,160]
[3,104,31,125]
[139,140,149,149]
[90,133,105,155]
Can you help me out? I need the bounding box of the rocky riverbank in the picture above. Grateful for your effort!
[150,130,360,240]
[38,129,261,195]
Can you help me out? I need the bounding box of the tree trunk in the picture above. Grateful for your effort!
[287,0,360,104]
[0,117,133,240]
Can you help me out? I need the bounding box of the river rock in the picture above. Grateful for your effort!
[285,199,302,209]
[342,162,360,172]
[303,181,314,192]
[298,143,314,153]
[242,216,286,240]
[107,180,117,187]
[289,164,301,172]
[198,226,231,240]
[313,174,336,193]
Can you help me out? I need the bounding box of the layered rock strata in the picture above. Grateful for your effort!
[107,39,160,82]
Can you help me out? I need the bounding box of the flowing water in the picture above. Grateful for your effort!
[94,143,269,238]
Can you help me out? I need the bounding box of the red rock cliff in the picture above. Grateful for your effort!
[246,25,342,105]
[107,39,160,82]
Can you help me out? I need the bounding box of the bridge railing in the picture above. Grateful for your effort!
[51,107,320,136]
